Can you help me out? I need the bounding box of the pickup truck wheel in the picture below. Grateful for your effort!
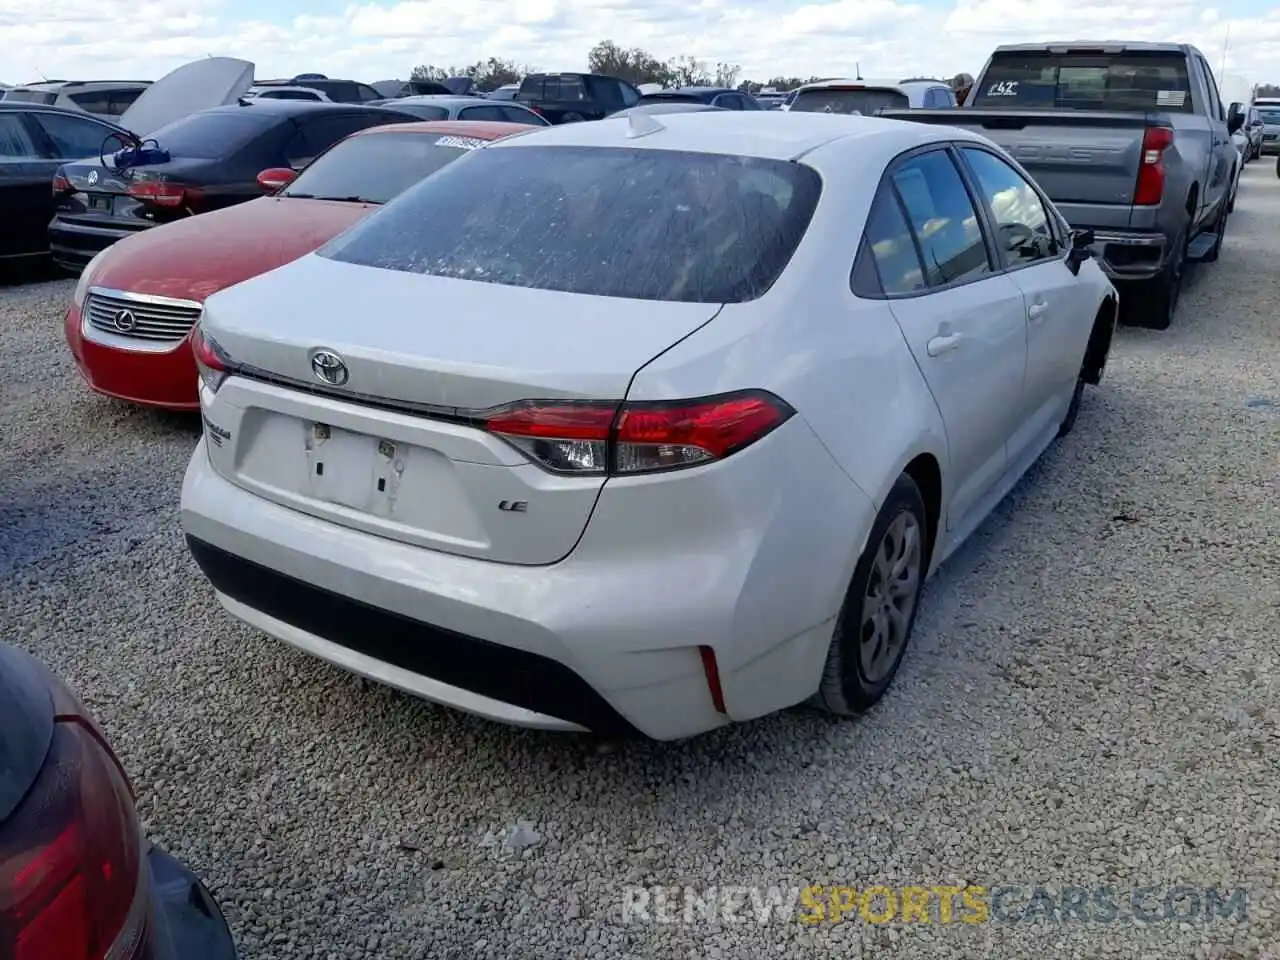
[1130,229,1186,331]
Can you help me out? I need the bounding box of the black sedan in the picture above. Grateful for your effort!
[48,100,419,270]
[0,642,236,959]
[0,102,131,263]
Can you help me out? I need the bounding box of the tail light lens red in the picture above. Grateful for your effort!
[191,324,230,394]
[483,390,794,476]
[0,721,148,960]
[1134,126,1174,205]
[51,174,72,196]
[126,180,188,208]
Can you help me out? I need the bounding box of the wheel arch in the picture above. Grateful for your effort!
[1082,293,1118,386]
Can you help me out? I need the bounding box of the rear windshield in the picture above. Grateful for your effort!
[320,145,822,303]
[4,90,56,104]
[283,132,491,204]
[971,52,1194,112]
[790,88,908,115]
[147,111,272,160]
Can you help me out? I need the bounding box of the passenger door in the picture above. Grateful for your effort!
[1192,55,1231,222]
[958,145,1094,458]
[868,148,1029,528]
[0,113,59,257]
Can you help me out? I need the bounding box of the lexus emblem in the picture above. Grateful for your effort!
[112,309,137,332]
[87,170,99,186]
[310,349,349,386]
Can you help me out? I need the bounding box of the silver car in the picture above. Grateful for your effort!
[375,95,548,126]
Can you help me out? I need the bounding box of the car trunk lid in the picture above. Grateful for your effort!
[197,254,721,564]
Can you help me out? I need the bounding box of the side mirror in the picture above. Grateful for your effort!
[1227,103,1245,135]
[1066,228,1095,276]
[256,167,295,192]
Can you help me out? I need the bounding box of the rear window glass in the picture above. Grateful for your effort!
[147,111,272,160]
[790,88,909,115]
[320,145,822,304]
[971,53,1194,112]
[283,132,491,204]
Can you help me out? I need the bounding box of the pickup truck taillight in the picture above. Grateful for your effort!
[1134,126,1174,205]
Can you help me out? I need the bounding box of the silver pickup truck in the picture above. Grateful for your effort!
[881,42,1243,330]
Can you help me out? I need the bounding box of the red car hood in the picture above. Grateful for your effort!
[88,196,374,303]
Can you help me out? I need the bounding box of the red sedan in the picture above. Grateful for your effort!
[64,120,527,411]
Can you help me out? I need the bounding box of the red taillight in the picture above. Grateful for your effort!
[482,390,794,476]
[0,722,148,960]
[1134,126,1174,205]
[126,179,187,208]
[190,323,231,394]
[51,174,71,196]
[527,105,543,116]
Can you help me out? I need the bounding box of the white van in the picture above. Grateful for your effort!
[783,77,957,114]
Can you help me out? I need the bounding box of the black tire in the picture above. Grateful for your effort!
[1058,372,1085,438]
[562,111,585,123]
[1129,228,1187,330]
[1204,199,1229,262]
[812,474,928,715]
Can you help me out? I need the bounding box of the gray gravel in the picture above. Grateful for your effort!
[4,162,1280,960]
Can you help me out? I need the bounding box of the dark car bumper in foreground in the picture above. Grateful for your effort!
[48,214,153,270]
[147,844,238,959]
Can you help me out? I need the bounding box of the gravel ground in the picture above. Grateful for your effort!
[3,163,1280,960]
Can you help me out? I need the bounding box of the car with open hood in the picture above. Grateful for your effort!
[3,59,254,265]
[49,95,420,270]
[64,120,527,410]
[179,110,1117,741]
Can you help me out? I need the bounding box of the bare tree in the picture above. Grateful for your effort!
[410,59,535,91]
[713,62,742,88]
[1256,83,1280,97]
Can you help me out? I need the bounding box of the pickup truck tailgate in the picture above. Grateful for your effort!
[880,108,1156,229]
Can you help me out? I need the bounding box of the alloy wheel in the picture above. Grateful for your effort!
[859,512,923,683]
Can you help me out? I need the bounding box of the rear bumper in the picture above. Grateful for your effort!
[48,215,151,268]
[180,415,871,740]
[1086,231,1168,281]
[64,305,201,410]
[146,845,237,960]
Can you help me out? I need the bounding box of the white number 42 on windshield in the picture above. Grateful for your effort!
[987,81,1019,96]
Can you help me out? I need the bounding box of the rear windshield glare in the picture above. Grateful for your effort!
[284,132,488,204]
[146,111,271,160]
[4,90,56,104]
[971,53,1194,112]
[320,145,822,303]
[790,88,909,115]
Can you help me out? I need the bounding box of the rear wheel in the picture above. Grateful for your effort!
[812,474,927,715]
[562,111,585,123]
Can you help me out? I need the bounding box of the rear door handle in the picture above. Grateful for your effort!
[1028,302,1049,321]
[926,332,964,356]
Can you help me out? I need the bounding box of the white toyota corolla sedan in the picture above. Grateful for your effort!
[180,111,1118,741]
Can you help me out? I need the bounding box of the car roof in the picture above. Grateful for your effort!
[993,40,1199,55]
[490,109,960,161]
[393,95,500,107]
[0,100,129,126]
[797,78,907,92]
[667,86,737,95]
[356,119,535,139]
[225,99,394,116]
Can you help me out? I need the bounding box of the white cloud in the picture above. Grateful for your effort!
[3,0,1280,87]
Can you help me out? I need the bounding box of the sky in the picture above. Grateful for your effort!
[4,0,1280,89]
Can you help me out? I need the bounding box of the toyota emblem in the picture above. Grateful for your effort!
[310,349,349,386]
[87,170,99,186]
[112,309,137,333]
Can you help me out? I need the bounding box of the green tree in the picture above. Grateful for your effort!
[587,40,671,86]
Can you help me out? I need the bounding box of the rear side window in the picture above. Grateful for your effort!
[0,114,40,158]
[261,89,321,101]
[69,91,111,114]
[146,111,273,160]
[861,189,925,295]
[971,52,1194,113]
[321,145,822,304]
[457,105,509,122]
[517,78,544,98]
[404,105,450,120]
[791,87,909,115]
[889,151,991,287]
[32,112,119,159]
[499,105,546,125]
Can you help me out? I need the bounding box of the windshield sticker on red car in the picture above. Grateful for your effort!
[435,136,487,150]
[986,81,1018,96]
[1156,90,1186,108]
